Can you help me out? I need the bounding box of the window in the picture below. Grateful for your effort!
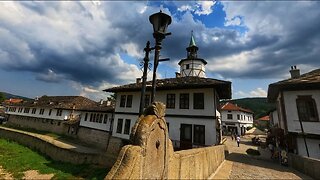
[193,93,204,109]
[24,108,30,113]
[241,115,243,120]
[180,93,189,109]
[124,119,131,135]
[166,94,175,109]
[126,95,133,108]
[32,108,36,114]
[116,119,123,133]
[84,113,88,121]
[144,94,150,108]
[39,109,44,115]
[48,109,52,116]
[227,114,233,119]
[103,114,108,124]
[296,96,319,122]
[99,114,103,123]
[194,125,205,145]
[186,64,190,69]
[120,95,126,107]
[237,114,240,120]
[90,114,93,122]
[56,109,62,116]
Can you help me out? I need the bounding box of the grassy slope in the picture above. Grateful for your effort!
[0,138,109,179]
[221,97,276,119]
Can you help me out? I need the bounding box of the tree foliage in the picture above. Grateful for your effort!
[0,92,5,103]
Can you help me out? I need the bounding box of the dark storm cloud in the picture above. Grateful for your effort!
[0,1,320,91]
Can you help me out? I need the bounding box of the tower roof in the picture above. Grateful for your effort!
[189,31,197,47]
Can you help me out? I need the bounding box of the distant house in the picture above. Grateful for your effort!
[254,115,270,129]
[220,102,254,135]
[4,98,23,104]
[4,96,114,148]
[104,33,231,149]
[268,66,320,159]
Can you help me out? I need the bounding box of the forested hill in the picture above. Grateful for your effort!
[0,91,31,101]
[221,97,276,119]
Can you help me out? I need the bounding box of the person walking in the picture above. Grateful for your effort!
[236,135,240,147]
[231,131,234,140]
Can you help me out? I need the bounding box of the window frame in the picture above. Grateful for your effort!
[120,95,126,107]
[296,95,319,122]
[166,94,176,109]
[126,95,133,108]
[123,119,131,135]
[116,118,123,134]
[179,93,189,109]
[193,124,205,145]
[227,114,233,120]
[193,93,204,109]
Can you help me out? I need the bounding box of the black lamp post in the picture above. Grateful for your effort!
[149,10,172,103]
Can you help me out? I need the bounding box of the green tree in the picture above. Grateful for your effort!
[0,92,5,103]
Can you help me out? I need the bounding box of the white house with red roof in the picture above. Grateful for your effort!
[220,102,254,135]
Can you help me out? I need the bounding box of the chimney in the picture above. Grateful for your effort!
[175,72,181,78]
[290,66,300,78]
[136,78,141,84]
[99,99,104,105]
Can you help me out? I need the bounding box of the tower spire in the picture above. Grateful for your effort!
[189,30,196,47]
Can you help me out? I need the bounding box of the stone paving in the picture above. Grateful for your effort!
[213,136,313,179]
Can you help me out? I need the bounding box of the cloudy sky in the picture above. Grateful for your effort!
[0,1,319,101]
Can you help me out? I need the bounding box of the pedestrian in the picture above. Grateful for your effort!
[236,135,240,147]
[231,131,234,140]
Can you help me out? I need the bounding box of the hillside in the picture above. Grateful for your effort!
[221,97,275,119]
[0,91,31,101]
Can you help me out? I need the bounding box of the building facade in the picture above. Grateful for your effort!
[104,34,231,149]
[220,102,254,136]
[5,96,114,148]
[268,66,320,159]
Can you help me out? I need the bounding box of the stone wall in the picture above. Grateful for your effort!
[77,127,110,149]
[168,145,225,179]
[0,126,112,166]
[105,102,226,179]
[7,115,67,134]
[288,153,320,179]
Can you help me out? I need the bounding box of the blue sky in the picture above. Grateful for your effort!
[0,1,320,101]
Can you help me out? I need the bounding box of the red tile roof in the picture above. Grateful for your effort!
[220,102,253,114]
[4,98,23,104]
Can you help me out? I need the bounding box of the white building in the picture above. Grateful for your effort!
[268,66,320,159]
[220,102,254,136]
[104,34,231,149]
[5,96,114,148]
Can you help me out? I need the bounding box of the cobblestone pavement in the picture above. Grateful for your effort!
[213,136,313,179]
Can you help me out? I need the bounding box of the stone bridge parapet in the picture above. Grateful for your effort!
[106,102,226,179]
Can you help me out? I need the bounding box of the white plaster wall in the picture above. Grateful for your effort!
[6,106,78,121]
[166,117,217,146]
[270,110,279,127]
[220,110,253,125]
[112,114,137,139]
[115,88,217,117]
[297,137,320,159]
[79,112,113,131]
[283,90,320,135]
[180,60,205,77]
[112,114,218,145]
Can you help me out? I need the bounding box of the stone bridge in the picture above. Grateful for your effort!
[105,102,226,179]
